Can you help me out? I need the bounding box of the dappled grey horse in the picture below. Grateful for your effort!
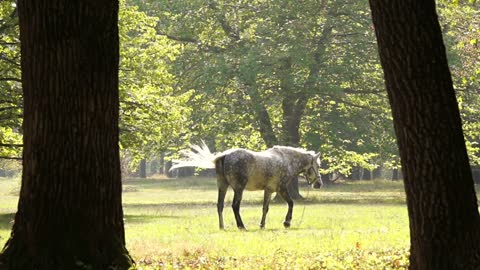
[171,143,322,230]
[215,146,322,230]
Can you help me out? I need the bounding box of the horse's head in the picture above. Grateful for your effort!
[304,153,323,187]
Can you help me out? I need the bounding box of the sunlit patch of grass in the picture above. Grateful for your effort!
[0,177,19,243]
[120,177,410,269]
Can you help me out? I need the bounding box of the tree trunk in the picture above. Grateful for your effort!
[391,168,399,181]
[254,102,278,148]
[362,169,371,180]
[159,153,165,175]
[369,0,480,268]
[244,83,278,147]
[315,160,331,187]
[139,159,147,178]
[279,57,303,147]
[0,1,133,269]
[286,177,303,200]
[372,166,382,179]
[165,160,174,178]
[472,167,480,185]
[348,167,361,180]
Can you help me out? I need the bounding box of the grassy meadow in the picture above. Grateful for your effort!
[0,176,411,269]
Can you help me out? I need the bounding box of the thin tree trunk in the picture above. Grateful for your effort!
[165,160,174,178]
[243,83,278,147]
[279,57,300,147]
[372,166,382,179]
[139,159,147,178]
[391,168,399,181]
[369,0,480,268]
[159,153,165,175]
[0,1,133,269]
[362,169,371,180]
[348,167,361,180]
[315,160,331,187]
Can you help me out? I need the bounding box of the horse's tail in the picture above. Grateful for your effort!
[214,155,227,184]
[169,141,216,171]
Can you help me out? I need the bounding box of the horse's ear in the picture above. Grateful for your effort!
[314,153,321,160]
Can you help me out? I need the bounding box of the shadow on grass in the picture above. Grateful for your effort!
[123,177,406,193]
[299,195,406,205]
[124,196,406,212]
[124,202,217,210]
[239,227,306,233]
[123,177,217,191]
[124,214,182,224]
[0,213,14,231]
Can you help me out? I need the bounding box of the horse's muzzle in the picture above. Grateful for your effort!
[314,176,323,188]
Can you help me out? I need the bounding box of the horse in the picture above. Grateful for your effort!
[170,142,323,230]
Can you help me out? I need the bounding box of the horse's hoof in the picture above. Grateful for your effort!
[283,221,291,228]
[238,226,247,231]
[260,225,265,230]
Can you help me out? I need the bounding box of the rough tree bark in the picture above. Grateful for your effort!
[369,0,480,269]
[0,1,133,269]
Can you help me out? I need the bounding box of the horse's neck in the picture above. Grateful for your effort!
[279,149,311,173]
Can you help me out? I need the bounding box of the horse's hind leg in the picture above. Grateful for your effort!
[232,189,246,230]
[278,186,294,228]
[260,190,273,229]
[217,184,228,230]
[216,157,228,230]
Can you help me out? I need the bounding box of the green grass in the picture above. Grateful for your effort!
[0,176,410,269]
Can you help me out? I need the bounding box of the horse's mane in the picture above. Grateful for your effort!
[271,145,314,155]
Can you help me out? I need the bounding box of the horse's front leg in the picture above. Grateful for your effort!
[278,185,294,228]
[260,190,273,229]
[232,189,246,230]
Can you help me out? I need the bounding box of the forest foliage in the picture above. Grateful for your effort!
[0,0,478,176]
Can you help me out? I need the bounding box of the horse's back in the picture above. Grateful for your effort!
[222,148,281,191]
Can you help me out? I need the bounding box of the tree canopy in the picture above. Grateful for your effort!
[0,0,478,177]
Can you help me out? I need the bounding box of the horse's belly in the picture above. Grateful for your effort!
[244,179,266,191]
[245,177,277,191]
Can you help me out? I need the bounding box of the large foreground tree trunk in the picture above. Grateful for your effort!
[0,1,133,269]
[369,1,480,269]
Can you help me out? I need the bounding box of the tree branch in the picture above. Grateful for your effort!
[332,32,362,38]
[0,143,23,148]
[157,30,224,53]
[0,113,22,121]
[208,1,240,41]
[343,88,386,95]
[325,94,384,114]
[0,77,21,83]
[0,156,21,160]
[0,8,17,34]
[157,30,198,44]
[0,156,22,160]
[0,55,20,67]
[0,106,20,112]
